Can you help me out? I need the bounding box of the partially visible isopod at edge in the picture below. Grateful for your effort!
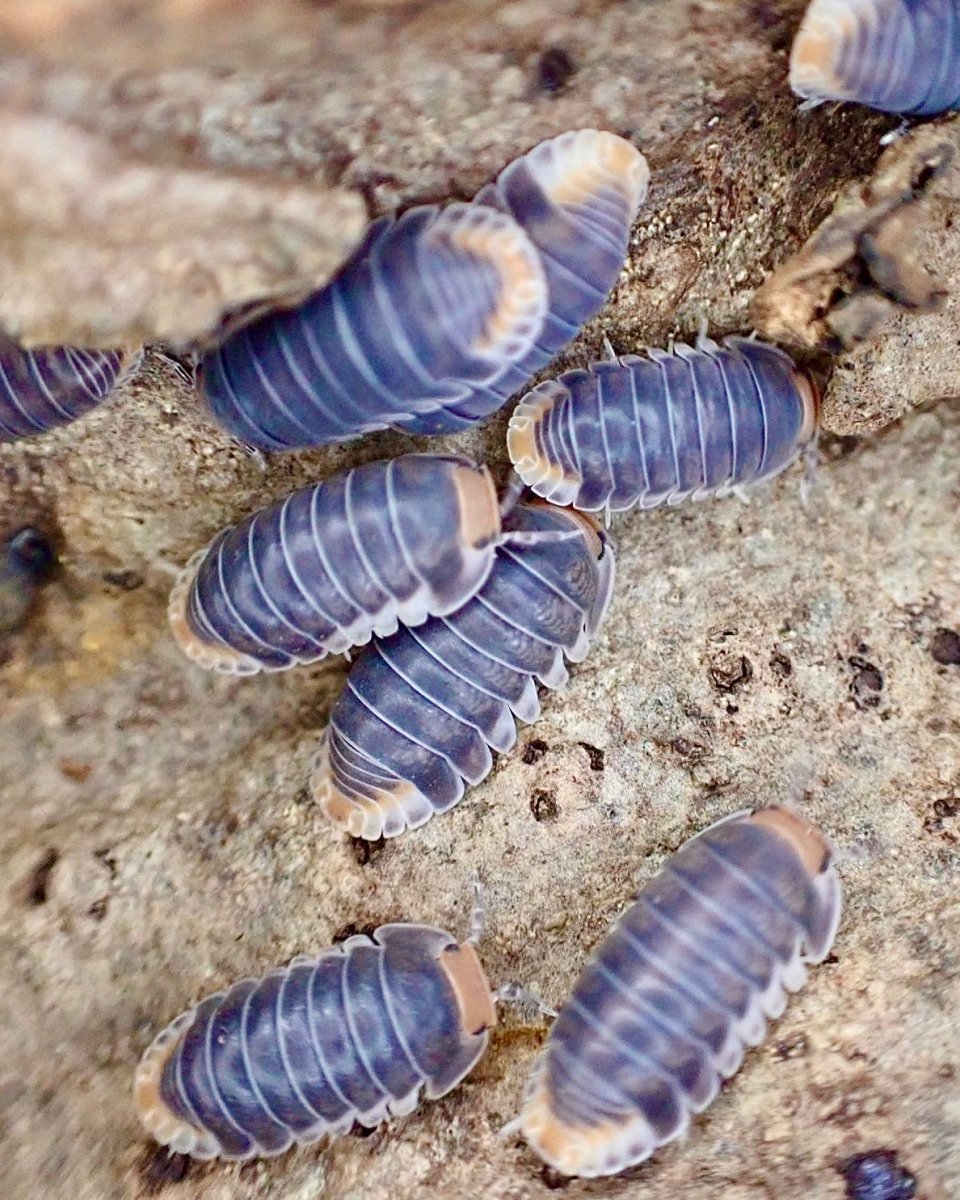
[167,454,503,675]
[790,0,960,115]
[312,500,615,839]
[134,922,497,1160]
[397,128,650,434]
[199,201,548,450]
[507,334,819,513]
[515,805,842,1178]
[0,337,137,443]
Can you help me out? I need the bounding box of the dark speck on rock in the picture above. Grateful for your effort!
[530,790,560,822]
[535,46,577,94]
[930,627,960,666]
[14,847,59,907]
[352,835,387,866]
[577,742,604,771]
[521,739,549,765]
[709,653,753,693]
[849,656,884,710]
[137,1145,192,1193]
[103,568,145,591]
[540,1163,570,1189]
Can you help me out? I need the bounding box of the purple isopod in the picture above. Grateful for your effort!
[199,201,548,450]
[515,806,842,1178]
[0,338,135,442]
[134,923,497,1160]
[198,130,648,450]
[311,502,615,839]
[790,0,960,115]
[167,454,503,675]
[399,129,650,434]
[507,335,819,513]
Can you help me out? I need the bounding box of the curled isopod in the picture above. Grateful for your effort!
[167,454,502,675]
[841,1149,918,1200]
[134,923,497,1160]
[398,129,650,434]
[0,338,136,442]
[312,501,615,839]
[790,0,960,115]
[514,806,842,1178]
[199,202,548,450]
[507,334,819,513]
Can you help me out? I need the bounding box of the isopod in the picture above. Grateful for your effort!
[312,501,615,839]
[515,806,842,1178]
[199,202,548,450]
[790,0,960,115]
[0,339,134,442]
[399,129,650,433]
[841,1149,918,1200]
[167,454,503,675]
[199,130,648,449]
[134,922,497,1160]
[507,335,819,513]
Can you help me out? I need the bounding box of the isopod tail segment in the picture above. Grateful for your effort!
[198,201,549,451]
[133,906,510,1161]
[311,503,615,841]
[511,805,842,1179]
[166,455,504,676]
[475,129,649,336]
[790,0,960,116]
[507,332,820,515]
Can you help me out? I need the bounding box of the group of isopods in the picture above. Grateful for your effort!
[1,1,949,1187]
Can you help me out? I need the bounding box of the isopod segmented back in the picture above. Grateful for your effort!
[790,0,960,115]
[508,335,819,513]
[167,454,503,675]
[134,923,496,1160]
[199,203,548,450]
[516,806,842,1178]
[199,131,648,449]
[312,501,615,839]
[0,339,133,442]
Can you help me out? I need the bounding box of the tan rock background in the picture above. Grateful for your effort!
[0,3,958,1199]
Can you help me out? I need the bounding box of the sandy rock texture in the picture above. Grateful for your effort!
[752,124,960,436]
[1,2,959,1200]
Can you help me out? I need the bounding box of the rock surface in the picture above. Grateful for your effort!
[1,3,959,1200]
